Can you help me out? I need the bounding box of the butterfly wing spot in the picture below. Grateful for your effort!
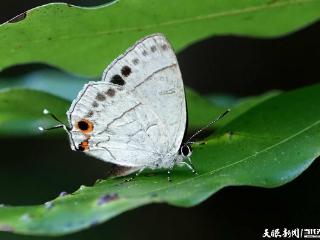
[78,121,88,130]
[96,92,106,101]
[142,50,148,56]
[121,66,132,77]
[161,44,168,50]
[87,110,94,117]
[132,58,139,65]
[92,101,99,108]
[105,88,115,97]
[110,74,125,86]
[77,119,94,134]
[78,140,90,151]
[150,45,157,52]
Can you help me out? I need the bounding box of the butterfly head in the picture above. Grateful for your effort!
[178,109,231,159]
[179,144,192,158]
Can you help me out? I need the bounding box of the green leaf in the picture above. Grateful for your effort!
[0,83,319,236]
[1,0,320,76]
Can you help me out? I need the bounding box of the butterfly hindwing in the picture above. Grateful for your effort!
[67,82,169,167]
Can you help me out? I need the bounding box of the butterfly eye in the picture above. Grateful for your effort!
[181,145,192,157]
[77,119,94,134]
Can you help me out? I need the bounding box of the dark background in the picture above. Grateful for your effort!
[0,1,319,240]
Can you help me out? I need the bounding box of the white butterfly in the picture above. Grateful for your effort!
[40,33,229,180]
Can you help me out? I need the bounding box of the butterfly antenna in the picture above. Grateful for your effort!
[38,109,70,132]
[185,109,231,144]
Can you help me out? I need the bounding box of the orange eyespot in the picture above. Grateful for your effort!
[78,140,89,151]
[77,119,93,134]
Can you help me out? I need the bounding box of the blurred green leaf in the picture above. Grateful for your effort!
[204,91,282,127]
[1,0,320,76]
[215,91,281,127]
[186,88,225,129]
[0,69,90,101]
[206,94,239,107]
[0,84,319,236]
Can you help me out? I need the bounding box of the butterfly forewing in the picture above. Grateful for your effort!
[102,34,187,154]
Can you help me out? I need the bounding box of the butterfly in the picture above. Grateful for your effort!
[40,33,229,181]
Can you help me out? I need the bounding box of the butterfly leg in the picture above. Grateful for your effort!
[135,167,145,177]
[124,167,145,182]
[179,160,197,175]
[124,176,135,182]
[187,156,198,175]
[167,168,173,182]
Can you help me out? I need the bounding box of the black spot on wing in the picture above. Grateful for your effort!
[110,75,125,85]
[78,121,89,131]
[92,101,99,108]
[151,45,157,52]
[161,44,168,50]
[121,66,132,77]
[132,58,139,65]
[78,144,85,151]
[96,92,106,101]
[87,111,94,117]
[105,88,115,97]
